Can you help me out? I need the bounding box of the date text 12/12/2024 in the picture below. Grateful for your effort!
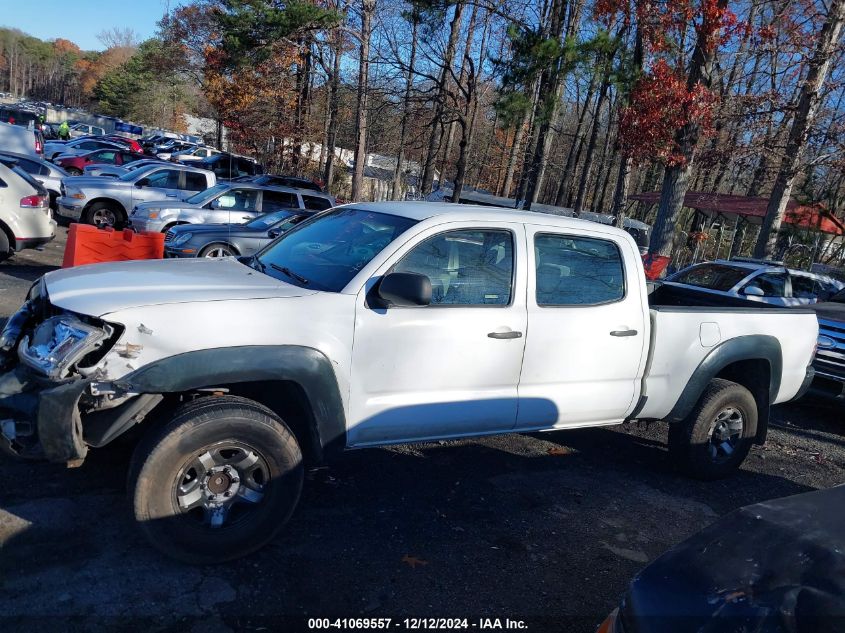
[307,618,528,630]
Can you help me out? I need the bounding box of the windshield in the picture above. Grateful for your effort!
[254,207,417,291]
[830,288,845,303]
[186,183,228,205]
[667,263,752,291]
[246,209,298,229]
[119,164,158,181]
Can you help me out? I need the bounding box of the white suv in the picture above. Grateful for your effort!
[0,157,56,261]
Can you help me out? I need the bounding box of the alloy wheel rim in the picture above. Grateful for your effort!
[92,208,117,228]
[173,442,270,529]
[205,247,232,258]
[707,406,744,463]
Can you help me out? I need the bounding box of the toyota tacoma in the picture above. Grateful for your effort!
[0,203,818,563]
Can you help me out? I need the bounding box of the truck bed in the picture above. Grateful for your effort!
[637,287,818,420]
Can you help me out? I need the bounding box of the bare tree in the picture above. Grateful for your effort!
[352,0,376,201]
[754,0,845,257]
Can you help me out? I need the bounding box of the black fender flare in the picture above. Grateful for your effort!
[121,345,347,458]
[664,335,782,440]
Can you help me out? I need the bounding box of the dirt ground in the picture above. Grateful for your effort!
[1,227,843,632]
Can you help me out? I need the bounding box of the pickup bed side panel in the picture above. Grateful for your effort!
[638,308,818,421]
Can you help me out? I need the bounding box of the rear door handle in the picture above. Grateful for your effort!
[488,330,523,339]
[610,329,638,337]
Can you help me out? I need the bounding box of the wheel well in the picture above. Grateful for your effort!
[162,221,190,232]
[200,241,239,255]
[174,381,321,462]
[84,198,127,217]
[715,359,771,443]
[0,218,14,252]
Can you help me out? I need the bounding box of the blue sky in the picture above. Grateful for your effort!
[1,0,179,51]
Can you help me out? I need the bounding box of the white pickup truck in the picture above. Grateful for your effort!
[0,203,818,563]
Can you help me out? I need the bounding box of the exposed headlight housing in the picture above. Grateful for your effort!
[18,315,112,379]
[172,232,193,246]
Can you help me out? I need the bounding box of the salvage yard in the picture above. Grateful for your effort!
[1,228,844,632]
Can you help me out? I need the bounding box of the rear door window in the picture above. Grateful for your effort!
[145,169,181,189]
[262,190,299,212]
[790,274,817,299]
[302,195,333,211]
[533,234,625,305]
[183,171,208,191]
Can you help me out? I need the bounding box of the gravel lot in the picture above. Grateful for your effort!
[1,228,843,632]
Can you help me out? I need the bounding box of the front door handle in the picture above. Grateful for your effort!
[488,330,523,339]
[610,329,638,337]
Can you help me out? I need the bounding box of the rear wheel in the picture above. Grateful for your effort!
[84,201,126,229]
[128,395,303,564]
[668,378,757,480]
[199,243,237,258]
[65,167,82,176]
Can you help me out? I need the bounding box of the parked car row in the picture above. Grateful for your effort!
[0,156,56,261]
[655,257,845,405]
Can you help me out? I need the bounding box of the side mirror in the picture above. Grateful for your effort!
[376,272,432,308]
[267,228,282,239]
[743,285,765,297]
[134,179,147,188]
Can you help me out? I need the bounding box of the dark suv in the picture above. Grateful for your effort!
[195,153,263,180]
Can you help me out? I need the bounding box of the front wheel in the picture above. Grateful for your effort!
[128,395,304,564]
[83,201,126,229]
[668,378,758,480]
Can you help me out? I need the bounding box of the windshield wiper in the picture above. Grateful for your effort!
[270,263,309,285]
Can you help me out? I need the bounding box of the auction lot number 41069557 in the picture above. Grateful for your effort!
[307,618,528,630]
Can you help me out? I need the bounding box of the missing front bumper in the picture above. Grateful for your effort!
[0,366,92,463]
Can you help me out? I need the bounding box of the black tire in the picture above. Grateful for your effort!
[127,395,303,564]
[199,242,237,258]
[66,167,82,176]
[83,201,126,229]
[0,229,10,262]
[668,378,757,480]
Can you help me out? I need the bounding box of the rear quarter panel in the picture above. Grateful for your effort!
[639,308,818,419]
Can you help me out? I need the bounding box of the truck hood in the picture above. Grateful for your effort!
[813,301,845,321]
[67,175,127,190]
[44,257,315,316]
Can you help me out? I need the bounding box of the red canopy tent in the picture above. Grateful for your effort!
[628,191,845,235]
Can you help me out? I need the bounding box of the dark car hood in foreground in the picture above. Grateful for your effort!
[620,485,845,632]
[813,301,845,322]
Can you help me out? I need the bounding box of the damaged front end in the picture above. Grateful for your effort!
[0,280,147,464]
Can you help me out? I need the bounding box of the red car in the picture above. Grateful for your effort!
[104,135,143,153]
[54,148,146,175]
